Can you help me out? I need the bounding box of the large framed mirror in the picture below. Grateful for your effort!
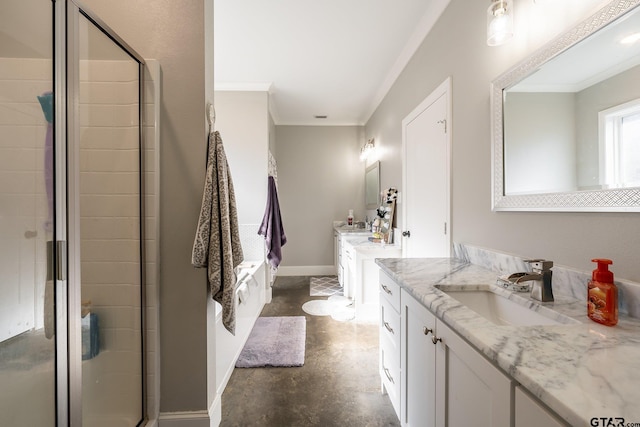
[491,0,640,211]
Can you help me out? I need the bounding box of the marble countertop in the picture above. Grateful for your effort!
[333,225,371,234]
[376,257,640,426]
[343,236,401,251]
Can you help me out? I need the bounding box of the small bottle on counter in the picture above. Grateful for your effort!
[347,209,354,227]
[587,258,618,326]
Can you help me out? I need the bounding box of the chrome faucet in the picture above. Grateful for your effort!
[510,259,554,302]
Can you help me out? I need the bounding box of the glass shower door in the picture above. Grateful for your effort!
[2,2,146,424]
[0,2,57,425]
[69,8,145,426]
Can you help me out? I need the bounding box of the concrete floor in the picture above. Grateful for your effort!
[220,276,401,427]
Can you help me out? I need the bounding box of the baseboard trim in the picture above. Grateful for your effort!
[210,395,222,427]
[277,265,336,276]
[158,410,211,427]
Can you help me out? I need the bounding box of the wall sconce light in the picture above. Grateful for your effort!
[360,138,376,161]
[487,0,514,46]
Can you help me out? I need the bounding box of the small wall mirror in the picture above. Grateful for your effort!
[492,0,640,211]
[365,161,380,209]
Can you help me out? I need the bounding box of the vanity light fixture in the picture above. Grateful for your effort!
[360,138,375,161]
[487,0,514,47]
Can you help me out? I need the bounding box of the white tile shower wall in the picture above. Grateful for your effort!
[0,57,51,337]
[454,243,640,318]
[79,59,142,419]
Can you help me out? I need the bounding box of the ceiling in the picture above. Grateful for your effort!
[214,0,448,126]
[509,5,640,93]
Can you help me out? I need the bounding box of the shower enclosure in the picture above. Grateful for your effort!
[1,1,147,425]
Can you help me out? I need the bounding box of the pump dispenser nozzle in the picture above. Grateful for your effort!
[591,258,613,282]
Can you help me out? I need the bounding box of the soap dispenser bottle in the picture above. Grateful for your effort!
[347,209,354,227]
[587,258,618,326]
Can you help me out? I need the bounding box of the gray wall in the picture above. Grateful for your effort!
[365,0,640,282]
[81,0,212,413]
[504,92,576,194]
[576,64,640,188]
[275,125,364,267]
[215,91,269,225]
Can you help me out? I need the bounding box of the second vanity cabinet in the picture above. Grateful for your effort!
[343,238,400,321]
[380,269,555,427]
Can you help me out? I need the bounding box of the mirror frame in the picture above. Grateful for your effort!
[491,0,640,212]
[365,161,380,210]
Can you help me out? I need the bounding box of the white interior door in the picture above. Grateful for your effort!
[402,78,451,258]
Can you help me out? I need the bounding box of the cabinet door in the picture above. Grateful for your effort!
[401,289,436,427]
[436,321,512,427]
[346,248,356,299]
[334,232,339,275]
[380,330,401,418]
[515,386,567,427]
[337,235,344,285]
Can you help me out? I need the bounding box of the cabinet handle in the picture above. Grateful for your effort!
[423,326,433,335]
[383,367,394,384]
[381,284,392,295]
[383,321,394,334]
[431,336,442,345]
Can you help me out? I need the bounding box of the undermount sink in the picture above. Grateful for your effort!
[437,287,579,326]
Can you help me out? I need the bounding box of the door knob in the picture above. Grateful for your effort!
[402,230,411,237]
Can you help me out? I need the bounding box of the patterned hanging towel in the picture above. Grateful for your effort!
[192,130,244,335]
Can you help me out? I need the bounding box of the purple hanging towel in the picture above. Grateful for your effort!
[258,176,287,269]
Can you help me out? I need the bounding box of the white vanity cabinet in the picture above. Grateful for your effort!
[436,319,511,427]
[515,386,567,427]
[400,288,438,427]
[341,236,400,321]
[334,228,370,288]
[380,272,401,417]
[380,270,512,427]
[400,287,511,427]
[342,241,355,298]
[354,245,401,320]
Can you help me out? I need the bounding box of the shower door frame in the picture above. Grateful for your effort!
[54,0,147,424]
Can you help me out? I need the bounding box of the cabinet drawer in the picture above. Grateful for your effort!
[380,338,401,417]
[380,297,400,348]
[380,271,400,311]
